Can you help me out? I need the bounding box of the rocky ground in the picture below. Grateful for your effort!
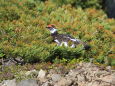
[0,62,115,86]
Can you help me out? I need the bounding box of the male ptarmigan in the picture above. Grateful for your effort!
[46,24,90,50]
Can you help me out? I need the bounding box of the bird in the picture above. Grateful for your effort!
[46,24,90,50]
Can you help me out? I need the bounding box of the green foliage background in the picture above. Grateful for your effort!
[0,0,115,65]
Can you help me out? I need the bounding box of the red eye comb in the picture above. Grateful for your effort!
[46,24,56,28]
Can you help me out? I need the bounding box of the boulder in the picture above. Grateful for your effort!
[17,79,39,86]
[51,74,61,82]
[25,69,39,76]
[37,69,46,82]
[0,79,16,86]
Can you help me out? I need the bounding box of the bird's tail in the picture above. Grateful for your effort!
[74,39,91,50]
[83,44,91,50]
[77,40,91,50]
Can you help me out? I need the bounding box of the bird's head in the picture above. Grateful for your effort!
[46,24,57,34]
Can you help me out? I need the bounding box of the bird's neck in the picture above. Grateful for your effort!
[50,28,57,33]
[50,28,58,38]
[51,31,58,36]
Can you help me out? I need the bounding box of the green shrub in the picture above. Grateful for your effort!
[50,45,84,59]
[24,1,36,10]
[0,10,20,21]
[50,0,102,9]
[0,48,5,59]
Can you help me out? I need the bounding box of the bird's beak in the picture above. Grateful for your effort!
[46,27,52,30]
[46,26,50,28]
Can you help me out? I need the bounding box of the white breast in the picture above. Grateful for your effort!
[50,28,57,34]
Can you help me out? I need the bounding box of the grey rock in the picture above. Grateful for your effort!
[99,73,115,85]
[17,79,38,86]
[54,77,75,86]
[0,57,24,67]
[2,58,17,66]
[25,69,39,76]
[100,75,112,83]
[37,69,46,82]
[51,74,61,82]
[65,79,74,86]
[68,69,83,77]
[100,82,111,86]
[91,81,100,86]
[112,73,115,85]
[1,79,16,86]
[42,82,52,86]
[68,70,77,77]
[1,63,115,86]
[54,78,66,86]
[37,69,46,79]
[87,81,101,86]
[106,66,111,71]
[77,74,86,82]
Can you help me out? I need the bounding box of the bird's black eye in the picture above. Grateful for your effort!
[49,28,52,30]
[46,27,50,29]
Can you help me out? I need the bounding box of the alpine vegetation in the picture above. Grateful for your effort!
[0,0,114,65]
